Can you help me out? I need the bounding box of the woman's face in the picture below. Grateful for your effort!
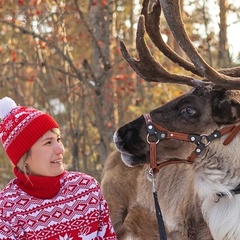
[26,130,65,177]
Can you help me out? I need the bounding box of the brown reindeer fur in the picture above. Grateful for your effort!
[102,150,213,240]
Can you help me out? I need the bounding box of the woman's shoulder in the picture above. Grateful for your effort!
[62,171,100,187]
[0,178,18,198]
[0,179,20,214]
[59,171,102,197]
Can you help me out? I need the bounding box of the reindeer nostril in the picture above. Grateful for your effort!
[114,115,145,152]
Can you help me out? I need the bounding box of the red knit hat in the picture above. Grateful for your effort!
[0,97,59,165]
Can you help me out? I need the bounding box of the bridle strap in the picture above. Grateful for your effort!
[150,143,158,174]
[150,142,190,173]
[223,125,240,145]
[145,114,193,173]
[154,119,237,143]
[144,113,240,172]
[153,123,190,141]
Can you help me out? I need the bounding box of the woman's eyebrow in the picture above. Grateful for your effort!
[41,134,60,141]
[39,136,53,142]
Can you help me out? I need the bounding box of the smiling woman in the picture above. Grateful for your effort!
[18,128,65,177]
[0,97,117,240]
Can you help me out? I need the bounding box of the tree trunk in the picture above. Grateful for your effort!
[89,0,114,164]
[218,0,231,67]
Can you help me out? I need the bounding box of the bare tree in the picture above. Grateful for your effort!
[218,0,231,67]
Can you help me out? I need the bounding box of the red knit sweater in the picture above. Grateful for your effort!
[0,170,117,239]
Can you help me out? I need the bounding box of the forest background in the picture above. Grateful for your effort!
[0,0,240,188]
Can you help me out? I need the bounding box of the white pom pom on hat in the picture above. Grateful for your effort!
[0,97,17,120]
[0,96,59,166]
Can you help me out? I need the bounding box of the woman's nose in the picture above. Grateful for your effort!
[55,142,65,154]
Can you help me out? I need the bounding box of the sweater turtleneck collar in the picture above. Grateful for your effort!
[14,167,65,199]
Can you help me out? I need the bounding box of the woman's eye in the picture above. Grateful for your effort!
[181,106,196,115]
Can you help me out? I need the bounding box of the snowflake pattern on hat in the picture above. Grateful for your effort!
[1,107,42,149]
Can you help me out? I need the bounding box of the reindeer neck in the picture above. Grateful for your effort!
[194,134,240,200]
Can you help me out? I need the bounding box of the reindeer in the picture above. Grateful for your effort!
[101,0,240,239]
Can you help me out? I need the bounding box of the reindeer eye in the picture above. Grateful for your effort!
[181,106,196,116]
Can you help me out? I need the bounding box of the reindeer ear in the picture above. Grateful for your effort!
[212,91,240,124]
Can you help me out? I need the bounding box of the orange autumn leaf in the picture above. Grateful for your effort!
[101,0,108,6]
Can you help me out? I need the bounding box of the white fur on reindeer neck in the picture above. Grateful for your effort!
[194,132,240,240]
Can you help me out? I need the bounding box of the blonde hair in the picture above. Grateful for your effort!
[17,151,30,174]
[17,128,63,175]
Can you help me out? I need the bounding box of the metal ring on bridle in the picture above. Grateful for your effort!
[146,133,160,144]
[200,134,211,146]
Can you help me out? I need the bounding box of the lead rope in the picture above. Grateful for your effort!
[145,114,167,239]
[148,161,167,240]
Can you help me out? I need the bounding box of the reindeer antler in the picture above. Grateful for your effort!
[120,16,202,87]
[120,0,240,90]
[141,0,202,77]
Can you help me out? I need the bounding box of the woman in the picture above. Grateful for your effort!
[0,97,117,240]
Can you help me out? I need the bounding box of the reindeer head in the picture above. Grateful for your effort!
[114,0,240,167]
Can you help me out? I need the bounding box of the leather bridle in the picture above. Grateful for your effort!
[144,113,240,173]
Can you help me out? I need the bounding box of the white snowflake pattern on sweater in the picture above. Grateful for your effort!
[58,233,74,240]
